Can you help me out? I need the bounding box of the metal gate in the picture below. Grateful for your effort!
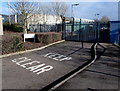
[62,17,98,42]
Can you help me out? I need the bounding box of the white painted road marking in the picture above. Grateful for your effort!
[33,65,53,75]
[11,57,53,75]
[26,64,45,71]
[20,61,40,68]
[42,53,72,61]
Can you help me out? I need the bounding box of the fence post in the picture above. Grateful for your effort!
[71,17,74,36]
[61,16,65,40]
[97,21,100,43]
[79,19,83,48]
[79,19,81,41]
[96,21,98,43]
[118,31,120,45]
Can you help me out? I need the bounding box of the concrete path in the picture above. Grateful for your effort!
[56,43,120,90]
[2,41,93,90]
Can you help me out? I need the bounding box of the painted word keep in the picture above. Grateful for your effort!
[43,53,72,61]
[11,57,53,75]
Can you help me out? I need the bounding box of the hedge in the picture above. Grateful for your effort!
[2,35,25,54]
[52,33,62,42]
[2,32,62,54]
[35,32,62,44]
[3,22,23,32]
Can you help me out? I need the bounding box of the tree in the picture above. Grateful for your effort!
[100,16,110,23]
[51,2,68,23]
[37,4,52,24]
[9,0,36,33]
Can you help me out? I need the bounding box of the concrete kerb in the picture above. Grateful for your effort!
[113,44,120,48]
[0,40,65,59]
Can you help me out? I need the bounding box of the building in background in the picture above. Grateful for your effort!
[0,14,62,32]
[0,14,9,23]
[0,14,18,23]
[27,14,62,32]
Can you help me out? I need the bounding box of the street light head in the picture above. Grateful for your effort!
[72,3,79,6]
[75,3,79,5]
[95,14,100,16]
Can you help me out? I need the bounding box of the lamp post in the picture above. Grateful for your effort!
[8,0,11,24]
[71,3,79,18]
[95,14,100,21]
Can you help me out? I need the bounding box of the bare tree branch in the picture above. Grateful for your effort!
[50,2,68,23]
[10,1,37,33]
[100,16,110,23]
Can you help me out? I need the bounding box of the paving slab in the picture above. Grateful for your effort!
[1,41,92,90]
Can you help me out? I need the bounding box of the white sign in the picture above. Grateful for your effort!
[24,34,35,42]
[43,53,72,61]
[11,57,53,75]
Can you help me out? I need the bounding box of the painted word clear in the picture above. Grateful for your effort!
[43,53,72,61]
[11,57,53,75]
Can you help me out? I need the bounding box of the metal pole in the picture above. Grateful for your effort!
[8,0,11,24]
[95,14,100,43]
[79,19,81,41]
[71,17,74,36]
[79,19,83,48]
[71,5,73,17]
[61,17,65,40]
[71,4,79,18]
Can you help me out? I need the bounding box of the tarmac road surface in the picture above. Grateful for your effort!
[55,43,120,90]
[2,41,93,90]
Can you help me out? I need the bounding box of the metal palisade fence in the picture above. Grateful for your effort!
[62,17,98,42]
[29,17,111,43]
[29,24,62,32]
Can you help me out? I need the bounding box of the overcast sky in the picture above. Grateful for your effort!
[0,0,119,21]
